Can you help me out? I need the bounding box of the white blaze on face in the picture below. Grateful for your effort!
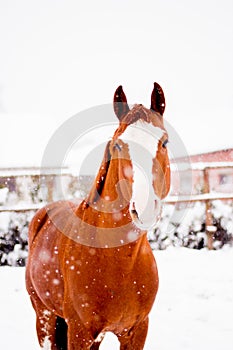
[120,121,164,229]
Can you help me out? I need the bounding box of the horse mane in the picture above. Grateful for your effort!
[86,141,111,205]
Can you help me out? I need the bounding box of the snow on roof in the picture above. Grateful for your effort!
[0,167,70,177]
[165,192,233,203]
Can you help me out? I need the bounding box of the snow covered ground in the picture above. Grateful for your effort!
[1,247,233,350]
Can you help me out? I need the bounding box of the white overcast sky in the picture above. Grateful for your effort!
[0,0,233,167]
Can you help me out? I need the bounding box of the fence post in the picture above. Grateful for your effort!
[203,169,214,250]
[46,176,54,203]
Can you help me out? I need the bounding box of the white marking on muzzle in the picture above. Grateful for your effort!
[120,121,164,229]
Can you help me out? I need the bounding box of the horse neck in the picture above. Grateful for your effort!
[83,140,133,226]
[74,140,144,248]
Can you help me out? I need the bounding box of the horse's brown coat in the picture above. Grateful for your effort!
[26,83,170,349]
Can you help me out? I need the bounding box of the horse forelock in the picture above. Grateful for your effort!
[113,104,164,140]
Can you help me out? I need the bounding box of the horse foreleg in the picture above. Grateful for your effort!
[35,305,59,349]
[66,319,96,350]
[29,292,62,349]
[118,317,149,350]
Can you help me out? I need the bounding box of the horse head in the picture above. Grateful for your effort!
[84,82,170,232]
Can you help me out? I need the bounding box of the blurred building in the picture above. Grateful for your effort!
[170,148,233,197]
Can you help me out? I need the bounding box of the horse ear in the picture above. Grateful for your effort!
[113,85,130,121]
[151,82,166,116]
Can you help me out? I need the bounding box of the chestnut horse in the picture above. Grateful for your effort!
[26,83,170,349]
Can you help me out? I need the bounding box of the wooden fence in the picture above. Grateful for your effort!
[1,164,233,250]
[166,163,233,249]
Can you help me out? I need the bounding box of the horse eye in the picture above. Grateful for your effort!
[115,143,122,151]
[162,139,169,148]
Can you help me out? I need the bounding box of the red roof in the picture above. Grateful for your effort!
[174,149,233,164]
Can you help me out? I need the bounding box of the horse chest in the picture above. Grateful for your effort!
[61,242,158,324]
